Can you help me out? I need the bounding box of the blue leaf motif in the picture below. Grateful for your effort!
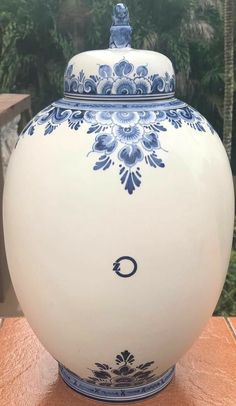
[68,109,84,130]
[70,78,79,92]
[65,64,73,78]
[207,123,215,134]
[136,65,148,77]
[151,123,167,132]
[64,79,70,92]
[70,110,84,122]
[168,118,182,129]
[142,133,160,150]
[87,124,102,134]
[37,108,55,125]
[169,77,175,92]
[28,125,35,135]
[145,152,165,168]
[178,107,194,121]
[119,167,142,195]
[22,119,35,135]
[44,123,55,135]
[119,144,143,167]
[94,155,113,171]
[151,75,165,93]
[99,65,112,78]
[114,59,134,76]
[51,108,72,124]
[193,122,206,132]
[93,134,117,154]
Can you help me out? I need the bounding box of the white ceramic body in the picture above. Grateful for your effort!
[3,95,234,400]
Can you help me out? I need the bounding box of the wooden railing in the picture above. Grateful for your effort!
[0,93,31,316]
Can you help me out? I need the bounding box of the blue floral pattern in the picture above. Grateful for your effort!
[21,101,214,195]
[84,350,157,387]
[64,59,175,98]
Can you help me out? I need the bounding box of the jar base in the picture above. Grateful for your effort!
[59,363,175,402]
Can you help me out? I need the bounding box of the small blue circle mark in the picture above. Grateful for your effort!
[113,256,137,278]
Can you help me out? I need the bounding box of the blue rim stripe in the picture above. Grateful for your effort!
[53,98,186,112]
[64,92,175,101]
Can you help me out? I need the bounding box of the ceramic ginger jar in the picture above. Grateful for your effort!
[3,2,234,402]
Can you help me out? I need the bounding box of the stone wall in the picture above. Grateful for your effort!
[0,115,20,177]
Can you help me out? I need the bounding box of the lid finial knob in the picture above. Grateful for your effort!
[109,3,132,49]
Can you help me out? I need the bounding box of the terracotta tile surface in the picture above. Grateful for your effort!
[0,317,235,406]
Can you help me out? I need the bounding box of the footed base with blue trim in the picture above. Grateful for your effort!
[59,363,175,402]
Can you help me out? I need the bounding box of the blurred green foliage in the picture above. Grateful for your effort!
[0,0,235,315]
[0,0,74,111]
[214,251,236,316]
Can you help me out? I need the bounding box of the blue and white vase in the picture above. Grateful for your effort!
[3,3,234,402]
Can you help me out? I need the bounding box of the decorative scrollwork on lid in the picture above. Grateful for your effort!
[109,3,132,49]
[64,58,175,98]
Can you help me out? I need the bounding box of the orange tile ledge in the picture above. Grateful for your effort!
[0,317,235,406]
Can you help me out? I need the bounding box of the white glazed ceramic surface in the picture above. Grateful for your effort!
[2,2,234,402]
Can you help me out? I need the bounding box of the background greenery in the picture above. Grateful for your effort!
[0,0,235,315]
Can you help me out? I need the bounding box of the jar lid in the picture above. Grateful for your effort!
[64,3,175,101]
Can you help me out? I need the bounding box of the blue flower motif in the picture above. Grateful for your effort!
[112,111,139,127]
[114,59,134,76]
[23,98,213,195]
[84,111,97,124]
[113,125,144,144]
[93,134,117,154]
[134,77,151,94]
[97,78,114,95]
[138,111,156,125]
[96,111,113,125]
[118,144,143,167]
[156,111,167,122]
[112,78,136,95]
[142,133,160,151]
